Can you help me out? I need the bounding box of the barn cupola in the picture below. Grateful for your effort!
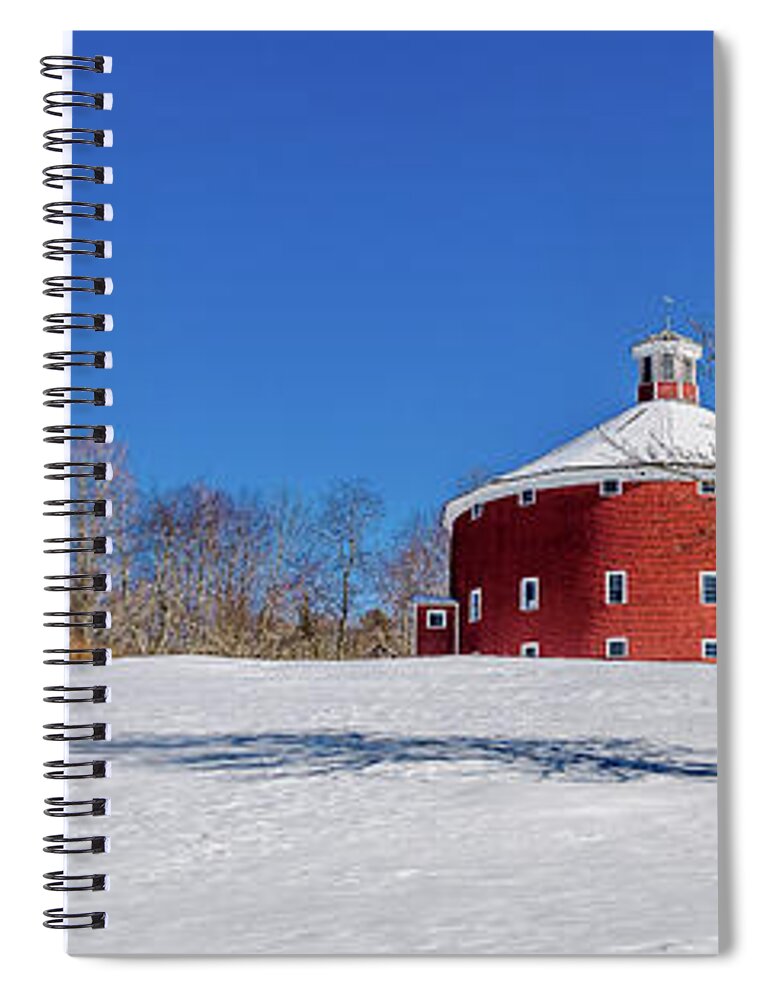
[631,327,703,404]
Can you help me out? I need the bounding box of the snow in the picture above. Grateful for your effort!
[444,400,716,524]
[66,655,717,955]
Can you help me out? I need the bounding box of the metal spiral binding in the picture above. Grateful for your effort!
[44,536,112,555]
[44,461,113,481]
[44,687,109,706]
[42,53,112,931]
[43,350,113,368]
[45,567,111,587]
[43,425,113,444]
[43,128,113,152]
[43,649,111,666]
[41,55,112,79]
[44,313,113,335]
[44,203,114,224]
[44,92,113,117]
[43,911,107,931]
[43,239,112,259]
[43,498,112,517]
[43,164,113,188]
[43,833,108,851]
[44,610,111,628]
[44,796,109,815]
[43,386,112,407]
[44,722,109,741]
[44,871,108,891]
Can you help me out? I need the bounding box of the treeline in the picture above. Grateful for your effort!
[70,443,449,660]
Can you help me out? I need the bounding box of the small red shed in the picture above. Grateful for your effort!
[412,596,459,656]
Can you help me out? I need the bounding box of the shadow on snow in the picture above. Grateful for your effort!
[97,732,717,782]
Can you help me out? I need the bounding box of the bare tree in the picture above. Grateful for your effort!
[378,512,450,654]
[254,489,323,659]
[318,479,384,659]
[67,440,144,655]
[348,608,398,659]
[138,484,271,656]
[64,448,457,662]
[455,466,496,494]
[687,317,716,385]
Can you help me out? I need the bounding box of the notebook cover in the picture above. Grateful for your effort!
[59,29,717,954]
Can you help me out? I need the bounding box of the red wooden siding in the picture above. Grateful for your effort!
[414,602,458,656]
[449,480,716,661]
[637,381,698,403]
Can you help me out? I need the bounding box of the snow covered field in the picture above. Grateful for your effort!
[66,656,717,955]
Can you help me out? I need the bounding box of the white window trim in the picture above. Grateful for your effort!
[425,609,447,630]
[698,479,716,496]
[700,570,717,605]
[519,488,537,507]
[519,576,540,612]
[468,587,482,623]
[470,502,484,521]
[520,641,540,657]
[605,570,628,605]
[701,638,717,660]
[605,637,629,659]
[599,478,623,497]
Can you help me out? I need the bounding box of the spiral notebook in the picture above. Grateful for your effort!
[42,30,718,954]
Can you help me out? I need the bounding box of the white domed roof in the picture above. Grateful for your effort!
[444,399,716,527]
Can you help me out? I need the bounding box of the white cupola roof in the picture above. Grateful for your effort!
[444,328,715,527]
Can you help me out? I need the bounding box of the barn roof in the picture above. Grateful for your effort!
[444,399,716,527]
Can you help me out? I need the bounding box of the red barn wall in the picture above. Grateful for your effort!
[450,480,716,661]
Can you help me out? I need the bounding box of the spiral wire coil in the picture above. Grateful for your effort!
[42,53,112,932]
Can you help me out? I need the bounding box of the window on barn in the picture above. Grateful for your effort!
[702,638,717,660]
[641,355,653,382]
[520,488,537,506]
[600,478,623,497]
[698,479,716,496]
[682,356,695,383]
[519,577,540,612]
[605,570,627,605]
[470,503,484,521]
[700,571,717,605]
[468,588,482,623]
[520,641,540,658]
[426,609,447,630]
[605,637,629,659]
[661,353,675,380]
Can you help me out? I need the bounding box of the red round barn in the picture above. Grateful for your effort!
[414,329,716,662]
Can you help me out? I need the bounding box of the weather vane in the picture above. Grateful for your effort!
[662,295,675,331]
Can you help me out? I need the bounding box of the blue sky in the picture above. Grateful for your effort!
[74,30,714,528]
